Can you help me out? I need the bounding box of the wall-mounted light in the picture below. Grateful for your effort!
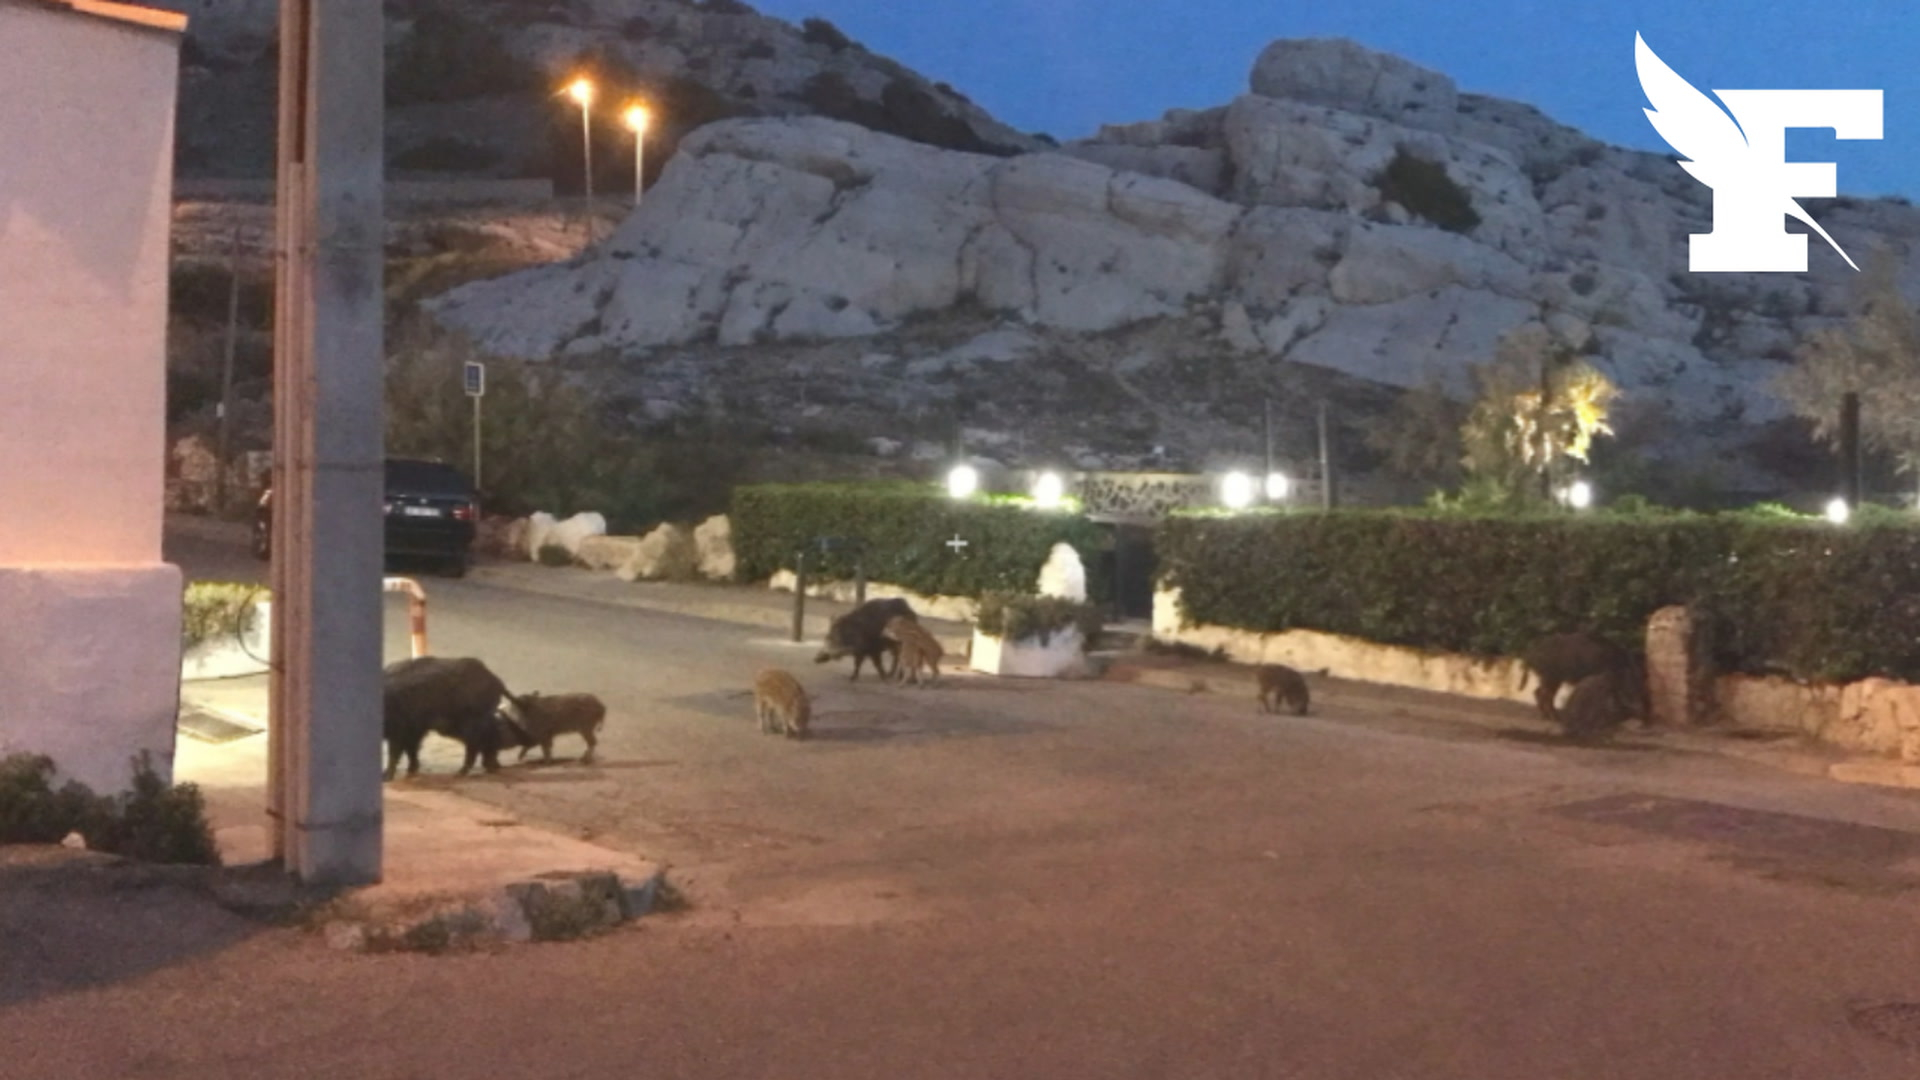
[947,464,979,500]
[1221,470,1254,511]
[1032,471,1065,510]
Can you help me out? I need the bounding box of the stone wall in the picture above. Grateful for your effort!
[1152,587,1531,704]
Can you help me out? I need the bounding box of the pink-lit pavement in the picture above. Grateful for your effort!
[12,523,1920,1077]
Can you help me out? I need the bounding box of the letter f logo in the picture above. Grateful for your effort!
[1637,33,1882,273]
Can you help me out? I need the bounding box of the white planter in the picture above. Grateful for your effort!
[969,626,1085,678]
[182,599,271,681]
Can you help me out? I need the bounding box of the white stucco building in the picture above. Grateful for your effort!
[0,0,187,793]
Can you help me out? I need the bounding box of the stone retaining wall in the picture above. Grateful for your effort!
[1154,586,1920,760]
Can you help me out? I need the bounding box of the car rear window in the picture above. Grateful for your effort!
[385,459,472,495]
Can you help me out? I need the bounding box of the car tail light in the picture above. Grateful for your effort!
[453,502,476,522]
[383,500,394,515]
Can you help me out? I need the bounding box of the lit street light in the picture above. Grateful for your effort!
[566,76,596,244]
[1265,471,1291,502]
[1221,470,1255,511]
[1827,497,1852,525]
[623,101,650,205]
[1567,480,1593,511]
[947,463,979,500]
[1032,471,1065,510]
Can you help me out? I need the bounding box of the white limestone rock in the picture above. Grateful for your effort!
[1062,143,1228,196]
[1287,286,1537,391]
[1250,38,1459,129]
[618,523,698,583]
[1328,221,1531,305]
[524,512,559,562]
[575,536,643,572]
[1035,542,1088,602]
[546,513,608,557]
[693,515,737,581]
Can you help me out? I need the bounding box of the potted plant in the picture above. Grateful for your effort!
[969,592,1104,678]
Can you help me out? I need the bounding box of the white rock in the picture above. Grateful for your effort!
[546,513,608,557]
[1288,286,1537,391]
[618,523,698,583]
[1250,38,1459,129]
[693,515,737,581]
[1035,543,1088,602]
[1328,221,1531,305]
[575,536,642,572]
[524,512,559,562]
[1062,143,1228,196]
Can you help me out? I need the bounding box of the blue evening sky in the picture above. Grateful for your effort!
[747,0,1918,198]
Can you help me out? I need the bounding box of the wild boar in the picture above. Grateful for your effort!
[1519,631,1633,726]
[814,597,916,681]
[505,692,608,764]
[382,656,523,780]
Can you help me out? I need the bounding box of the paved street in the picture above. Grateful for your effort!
[14,523,1920,1077]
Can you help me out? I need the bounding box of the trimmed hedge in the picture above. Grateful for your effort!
[1156,510,1920,684]
[732,483,1110,602]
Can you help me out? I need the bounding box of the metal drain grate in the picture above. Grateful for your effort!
[177,705,264,745]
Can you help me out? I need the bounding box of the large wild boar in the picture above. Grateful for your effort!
[814,597,916,681]
[1518,631,1633,726]
[382,656,525,780]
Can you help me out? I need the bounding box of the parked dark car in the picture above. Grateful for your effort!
[252,458,480,577]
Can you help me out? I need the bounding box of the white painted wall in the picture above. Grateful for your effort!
[0,2,184,793]
[0,2,181,564]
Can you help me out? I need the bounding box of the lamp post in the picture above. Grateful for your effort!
[566,76,596,244]
[623,102,650,205]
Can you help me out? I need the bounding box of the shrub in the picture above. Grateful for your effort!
[84,753,221,867]
[1155,510,1920,683]
[0,753,219,866]
[731,483,1110,601]
[0,755,97,846]
[1375,149,1481,233]
[537,544,575,567]
[801,16,853,51]
[975,592,1104,647]
[182,582,265,653]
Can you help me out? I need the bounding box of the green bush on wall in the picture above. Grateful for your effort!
[731,483,1111,603]
[1155,510,1920,684]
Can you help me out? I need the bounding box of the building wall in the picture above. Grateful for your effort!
[0,2,184,793]
[0,3,181,563]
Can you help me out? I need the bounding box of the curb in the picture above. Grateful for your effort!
[317,865,671,954]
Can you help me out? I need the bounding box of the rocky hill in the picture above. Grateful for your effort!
[159,0,1041,181]
[426,37,1920,496]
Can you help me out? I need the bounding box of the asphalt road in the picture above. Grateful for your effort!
[20,524,1920,1078]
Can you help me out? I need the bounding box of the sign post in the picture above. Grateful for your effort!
[464,360,485,490]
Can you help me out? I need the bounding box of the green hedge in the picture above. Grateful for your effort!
[1156,510,1920,683]
[732,483,1110,602]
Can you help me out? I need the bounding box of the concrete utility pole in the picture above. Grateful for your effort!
[268,0,385,885]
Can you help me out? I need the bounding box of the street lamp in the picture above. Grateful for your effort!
[947,463,979,500]
[1567,480,1593,511]
[1032,471,1065,510]
[1826,496,1852,525]
[1265,471,1291,502]
[623,101,650,205]
[565,76,596,243]
[1221,470,1255,511]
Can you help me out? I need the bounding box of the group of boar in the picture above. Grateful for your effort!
[381,656,605,780]
[751,596,944,742]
